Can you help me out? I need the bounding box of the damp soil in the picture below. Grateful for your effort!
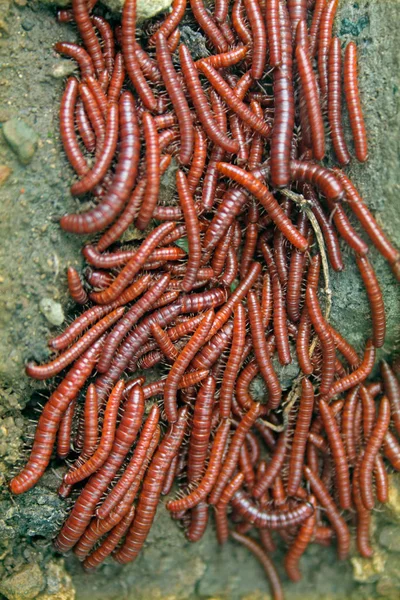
[0,0,399,599]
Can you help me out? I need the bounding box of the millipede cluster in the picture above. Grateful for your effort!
[10,0,400,596]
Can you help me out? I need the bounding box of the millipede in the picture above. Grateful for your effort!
[8,0,400,595]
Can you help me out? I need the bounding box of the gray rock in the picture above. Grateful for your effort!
[0,563,45,600]
[39,298,64,326]
[38,0,70,6]
[102,0,172,20]
[21,17,35,30]
[379,525,400,552]
[2,118,38,165]
[51,60,77,79]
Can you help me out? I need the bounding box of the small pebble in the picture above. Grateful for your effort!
[0,165,11,186]
[0,563,45,600]
[21,17,35,30]
[101,0,173,21]
[2,118,38,165]
[51,60,76,79]
[39,298,64,326]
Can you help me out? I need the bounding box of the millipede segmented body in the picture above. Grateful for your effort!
[11,0,400,584]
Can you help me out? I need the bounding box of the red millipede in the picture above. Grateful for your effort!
[207,262,261,339]
[344,41,368,163]
[135,113,161,230]
[114,406,188,564]
[150,323,179,362]
[296,45,325,161]
[232,0,252,45]
[231,531,284,600]
[166,420,230,512]
[55,385,145,553]
[327,38,351,165]
[164,310,214,422]
[219,303,247,418]
[203,188,248,252]
[383,431,400,471]
[96,155,171,252]
[284,496,317,582]
[26,307,124,381]
[191,321,234,371]
[290,160,344,200]
[57,398,76,459]
[305,287,336,395]
[211,226,234,277]
[216,163,308,251]
[296,307,313,375]
[186,502,209,542]
[342,386,359,465]
[75,99,96,153]
[187,376,216,483]
[198,62,271,138]
[326,198,369,256]
[97,274,171,373]
[319,399,351,510]
[260,241,292,366]
[270,1,294,188]
[72,0,104,76]
[327,341,376,402]
[63,380,124,485]
[48,292,138,352]
[108,53,125,104]
[209,403,262,505]
[240,443,256,490]
[333,170,400,279]
[308,0,325,56]
[381,361,400,435]
[85,75,108,117]
[83,505,136,571]
[67,266,88,305]
[79,83,105,147]
[91,15,114,75]
[61,92,140,234]
[328,324,360,368]
[89,222,175,304]
[59,77,89,177]
[317,0,338,99]
[287,0,307,37]
[196,45,249,70]
[356,255,386,348]
[243,0,267,79]
[287,378,314,496]
[54,42,95,79]
[10,339,104,494]
[189,0,228,52]
[176,170,202,292]
[215,472,245,544]
[352,459,373,558]
[71,102,119,197]
[308,191,344,272]
[231,489,314,530]
[304,466,350,560]
[359,396,391,510]
[187,127,208,194]
[265,0,282,67]
[156,34,194,165]
[272,198,291,287]
[122,0,157,112]
[286,211,309,322]
[247,290,282,407]
[149,0,187,44]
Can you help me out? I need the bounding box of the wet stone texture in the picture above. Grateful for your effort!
[0,0,399,598]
